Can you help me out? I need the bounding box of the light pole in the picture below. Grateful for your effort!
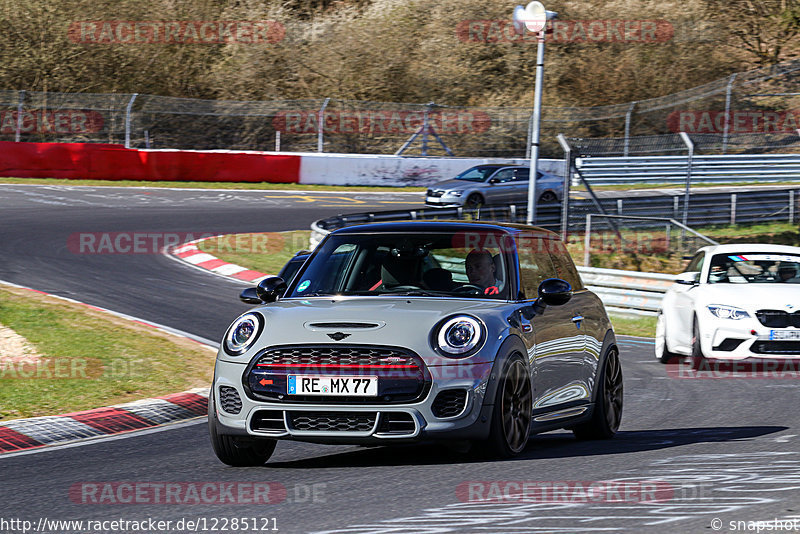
[513,2,557,225]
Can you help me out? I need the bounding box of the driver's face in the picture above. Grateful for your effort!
[466,253,495,287]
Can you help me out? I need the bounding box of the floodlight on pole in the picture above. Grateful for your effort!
[512,2,557,225]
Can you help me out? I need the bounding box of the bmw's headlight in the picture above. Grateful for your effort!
[434,315,484,357]
[223,312,264,355]
[707,305,750,320]
[449,191,463,197]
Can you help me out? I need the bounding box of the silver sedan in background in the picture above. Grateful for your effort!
[425,164,564,208]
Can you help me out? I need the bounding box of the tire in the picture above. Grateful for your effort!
[465,193,484,208]
[538,191,558,203]
[655,313,679,364]
[688,316,705,370]
[208,390,276,467]
[485,355,532,458]
[572,348,623,440]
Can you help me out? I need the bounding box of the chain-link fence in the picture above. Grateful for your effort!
[1,58,799,157]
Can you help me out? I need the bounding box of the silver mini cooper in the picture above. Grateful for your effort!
[209,221,621,465]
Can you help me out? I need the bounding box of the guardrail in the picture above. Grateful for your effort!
[575,154,800,185]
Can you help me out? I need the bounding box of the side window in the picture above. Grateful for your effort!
[515,232,557,300]
[547,239,583,290]
[513,169,530,181]
[684,252,704,273]
[492,169,515,183]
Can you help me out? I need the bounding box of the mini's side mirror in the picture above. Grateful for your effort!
[676,271,700,285]
[256,276,288,303]
[239,287,262,305]
[538,278,573,306]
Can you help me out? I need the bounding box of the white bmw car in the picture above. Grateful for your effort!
[656,243,800,366]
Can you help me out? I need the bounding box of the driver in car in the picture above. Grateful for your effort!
[465,250,503,296]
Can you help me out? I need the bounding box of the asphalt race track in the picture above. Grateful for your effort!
[1,184,799,534]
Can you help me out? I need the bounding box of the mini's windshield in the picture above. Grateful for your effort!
[707,253,800,284]
[286,231,514,299]
[454,166,502,183]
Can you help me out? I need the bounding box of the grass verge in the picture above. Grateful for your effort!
[609,315,657,338]
[0,177,426,192]
[0,286,215,421]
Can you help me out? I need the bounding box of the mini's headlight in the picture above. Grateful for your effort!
[223,312,264,355]
[435,315,484,356]
[707,305,750,320]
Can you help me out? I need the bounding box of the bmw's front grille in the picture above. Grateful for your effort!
[431,389,468,418]
[288,411,377,432]
[246,345,430,404]
[756,310,800,328]
[219,386,242,414]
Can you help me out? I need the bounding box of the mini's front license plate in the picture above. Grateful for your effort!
[287,375,378,396]
[770,330,800,340]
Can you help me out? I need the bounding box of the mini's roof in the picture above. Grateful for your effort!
[330,220,559,238]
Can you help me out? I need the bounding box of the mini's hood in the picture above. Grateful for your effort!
[220,296,511,364]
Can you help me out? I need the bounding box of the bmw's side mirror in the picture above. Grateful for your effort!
[538,278,573,306]
[488,177,499,184]
[676,271,700,285]
[256,276,288,303]
[239,287,262,305]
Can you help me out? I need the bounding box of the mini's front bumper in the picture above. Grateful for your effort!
[212,359,494,443]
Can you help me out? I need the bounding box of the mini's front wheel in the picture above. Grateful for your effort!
[486,356,532,458]
[208,391,276,466]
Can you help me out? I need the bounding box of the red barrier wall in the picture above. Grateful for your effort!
[0,141,301,183]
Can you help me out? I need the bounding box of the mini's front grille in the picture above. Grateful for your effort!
[250,410,285,432]
[246,345,429,404]
[255,346,420,368]
[427,189,444,198]
[751,341,800,354]
[713,338,745,352]
[431,389,468,418]
[218,386,242,415]
[288,411,376,432]
[376,412,416,435]
[756,310,800,328]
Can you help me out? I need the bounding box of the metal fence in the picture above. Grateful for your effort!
[1,57,799,158]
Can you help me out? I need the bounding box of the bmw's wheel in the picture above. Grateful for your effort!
[688,316,706,370]
[208,391,276,467]
[538,191,558,203]
[655,313,679,364]
[487,356,532,458]
[465,193,484,208]
[573,348,623,440]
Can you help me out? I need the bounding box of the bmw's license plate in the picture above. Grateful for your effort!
[287,375,378,396]
[770,330,800,340]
